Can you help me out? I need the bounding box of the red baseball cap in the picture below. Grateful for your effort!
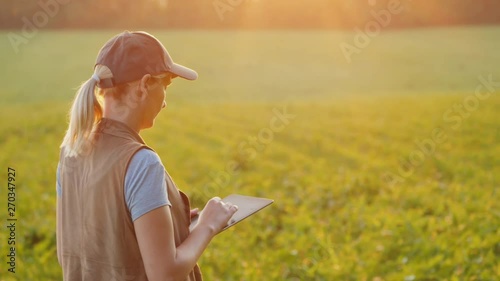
[95,31,198,88]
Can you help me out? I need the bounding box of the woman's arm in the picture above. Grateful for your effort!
[134,197,237,281]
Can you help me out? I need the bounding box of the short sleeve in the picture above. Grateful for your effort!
[125,149,171,221]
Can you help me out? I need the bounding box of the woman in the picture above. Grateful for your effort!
[56,31,238,281]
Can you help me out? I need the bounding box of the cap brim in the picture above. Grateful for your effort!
[170,63,198,80]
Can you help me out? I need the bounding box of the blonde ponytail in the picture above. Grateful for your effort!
[61,65,112,157]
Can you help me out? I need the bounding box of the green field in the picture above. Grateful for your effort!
[0,26,499,280]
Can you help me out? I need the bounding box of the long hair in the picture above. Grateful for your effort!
[61,66,170,157]
[60,65,113,157]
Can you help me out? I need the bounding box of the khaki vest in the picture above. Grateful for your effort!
[57,118,202,281]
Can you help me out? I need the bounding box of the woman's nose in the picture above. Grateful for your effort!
[162,100,166,108]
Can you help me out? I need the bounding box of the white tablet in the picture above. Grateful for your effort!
[189,194,274,233]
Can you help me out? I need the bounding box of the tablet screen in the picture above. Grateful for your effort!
[189,194,274,232]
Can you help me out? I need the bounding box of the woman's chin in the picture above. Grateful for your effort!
[141,120,155,130]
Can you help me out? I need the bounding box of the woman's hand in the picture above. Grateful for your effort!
[196,197,238,234]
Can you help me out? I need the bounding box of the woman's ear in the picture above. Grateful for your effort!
[138,74,152,99]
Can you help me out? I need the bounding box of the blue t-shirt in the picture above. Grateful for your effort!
[56,149,171,221]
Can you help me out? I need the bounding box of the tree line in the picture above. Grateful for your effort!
[1,0,499,29]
